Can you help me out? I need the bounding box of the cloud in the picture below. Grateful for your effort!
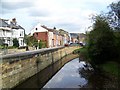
[1,2,32,10]
[28,8,50,17]
[0,0,33,14]
[0,0,116,34]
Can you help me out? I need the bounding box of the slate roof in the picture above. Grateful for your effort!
[0,19,10,27]
[41,25,53,32]
[70,33,78,38]
[10,22,24,29]
[0,18,25,30]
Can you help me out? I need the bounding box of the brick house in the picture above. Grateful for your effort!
[31,24,55,48]
[31,23,70,48]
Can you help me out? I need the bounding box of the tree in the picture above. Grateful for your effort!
[107,1,120,62]
[13,38,19,47]
[87,15,116,65]
[38,40,43,49]
[107,1,120,30]
[24,35,38,46]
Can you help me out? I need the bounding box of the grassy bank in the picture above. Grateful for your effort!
[100,61,120,77]
[74,47,120,77]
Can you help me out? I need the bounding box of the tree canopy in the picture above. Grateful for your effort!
[87,15,116,65]
[107,1,120,30]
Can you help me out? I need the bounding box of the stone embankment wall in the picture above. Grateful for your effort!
[0,46,79,89]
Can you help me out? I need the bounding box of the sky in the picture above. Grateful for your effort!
[0,0,117,34]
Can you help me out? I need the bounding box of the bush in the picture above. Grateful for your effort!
[38,40,43,49]
[0,45,4,49]
[73,47,89,61]
[13,38,19,47]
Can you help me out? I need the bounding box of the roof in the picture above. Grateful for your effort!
[10,22,24,30]
[70,33,86,38]
[70,33,78,38]
[0,18,25,30]
[41,25,54,32]
[0,19,10,27]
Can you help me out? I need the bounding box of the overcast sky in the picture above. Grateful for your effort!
[0,0,117,34]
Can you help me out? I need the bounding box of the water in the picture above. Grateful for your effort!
[43,58,88,88]
[13,57,117,89]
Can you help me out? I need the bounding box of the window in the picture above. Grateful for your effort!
[36,33,38,36]
[21,40,23,45]
[3,30,5,36]
[20,31,23,36]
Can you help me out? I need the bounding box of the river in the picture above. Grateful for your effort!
[43,58,88,88]
[13,57,117,89]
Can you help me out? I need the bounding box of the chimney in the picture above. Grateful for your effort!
[12,18,17,25]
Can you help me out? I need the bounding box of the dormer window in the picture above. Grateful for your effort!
[36,28,37,30]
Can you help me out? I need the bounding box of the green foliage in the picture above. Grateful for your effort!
[73,47,89,61]
[38,40,47,49]
[107,1,120,30]
[13,38,19,47]
[101,61,120,77]
[114,32,120,62]
[88,15,116,65]
[0,45,4,49]
[25,35,38,46]
[42,42,47,48]
[38,40,43,49]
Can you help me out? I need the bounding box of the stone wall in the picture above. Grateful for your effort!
[0,46,79,89]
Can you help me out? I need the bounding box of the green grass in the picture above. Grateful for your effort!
[73,47,87,54]
[101,61,119,77]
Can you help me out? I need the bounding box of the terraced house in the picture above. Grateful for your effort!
[31,23,70,48]
[0,18,26,47]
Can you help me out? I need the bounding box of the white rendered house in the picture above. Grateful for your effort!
[0,18,25,47]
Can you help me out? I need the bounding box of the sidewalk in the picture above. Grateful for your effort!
[0,47,35,55]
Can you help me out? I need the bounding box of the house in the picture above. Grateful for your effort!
[70,33,86,44]
[78,33,86,44]
[31,24,68,48]
[53,29,59,46]
[59,29,70,45]
[0,19,12,46]
[0,18,25,47]
[70,33,78,43]
[31,24,55,48]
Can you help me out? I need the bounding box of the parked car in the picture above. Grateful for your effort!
[64,44,69,47]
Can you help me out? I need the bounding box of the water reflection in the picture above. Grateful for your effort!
[13,56,117,89]
[43,58,88,88]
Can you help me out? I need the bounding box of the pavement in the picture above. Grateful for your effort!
[0,47,35,55]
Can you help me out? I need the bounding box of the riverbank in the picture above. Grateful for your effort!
[99,61,119,89]
[74,47,119,89]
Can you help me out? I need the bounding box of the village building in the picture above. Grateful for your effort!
[0,18,25,47]
[70,33,86,44]
[31,23,70,48]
